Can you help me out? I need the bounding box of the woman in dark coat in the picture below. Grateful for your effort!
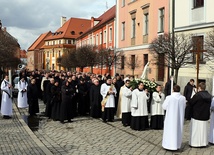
[90,79,102,118]
[59,80,74,123]
[27,78,39,116]
[51,81,61,121]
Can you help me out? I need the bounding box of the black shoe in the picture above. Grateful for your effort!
[3,115,11,119]
[102,120,107,123]
[68,120,73,123]
[60,121,64,124]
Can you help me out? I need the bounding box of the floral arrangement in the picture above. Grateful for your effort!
[129,78,157,92]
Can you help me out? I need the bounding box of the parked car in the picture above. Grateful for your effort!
[12,77,30,98]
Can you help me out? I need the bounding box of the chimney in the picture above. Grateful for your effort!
[61,16,66,27]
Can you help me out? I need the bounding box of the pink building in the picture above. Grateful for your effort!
[116,0,169,81]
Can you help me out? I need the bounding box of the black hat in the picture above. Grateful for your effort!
[106,76,112,80]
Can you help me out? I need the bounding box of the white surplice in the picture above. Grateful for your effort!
[162,92,186,150]
[0,80,13,116]
[121,86,132,113]
[131,89,149,117]
[151,91,165,116]
[17,80,28,108]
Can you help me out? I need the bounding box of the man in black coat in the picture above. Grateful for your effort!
[27,78,39,116]
[183,79,196,120]
[90,79,102,118]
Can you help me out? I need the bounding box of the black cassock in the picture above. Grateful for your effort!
[90,84,102,118]
[51,85,61,121]
[77,82,88,116]
[27,83,39,116]
[45,83,54,118]
[59,85,74,122]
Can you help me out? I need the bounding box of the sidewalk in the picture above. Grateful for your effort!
[1,100,214,155]
[0,102,53,155]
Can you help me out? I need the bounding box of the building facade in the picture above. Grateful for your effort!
[43,17,91,71]
[27,31,52,71]
[174,0,214,94]
[76,5,116,76]
[116,0,169,81]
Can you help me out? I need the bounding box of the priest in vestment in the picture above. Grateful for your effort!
[1,75,13,119]
[17,77,28,108]
[121,79,132,127]
[130,81,149,130]
[100,77,117,122]
[189,82,212,147]
[162,85,186,150]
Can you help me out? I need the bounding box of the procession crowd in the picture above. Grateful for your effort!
[1,69,214,151]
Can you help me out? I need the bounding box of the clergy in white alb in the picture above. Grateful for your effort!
[209,97,214,144]
[189,82,212,147]
[150,85,165,129]
[162,85,186,151]
[0,75,13,118]
[17,77,28,108]
[100,77,117,122]
[130,81,149,130]
[121,79,132,127]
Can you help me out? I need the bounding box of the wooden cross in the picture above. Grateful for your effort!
[190,37,207,89]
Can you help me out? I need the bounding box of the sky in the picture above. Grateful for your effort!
[0,0,116,50]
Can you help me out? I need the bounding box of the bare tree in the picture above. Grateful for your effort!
[126,55,141,76]
[205,28,214,59]
[149,33,193,82]
[59,49,77,71]
[96,48,123,76]
[75,45,97,72]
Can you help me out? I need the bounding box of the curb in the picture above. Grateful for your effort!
[13,103,53,155]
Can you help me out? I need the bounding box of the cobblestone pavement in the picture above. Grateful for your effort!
[3,99,214,155]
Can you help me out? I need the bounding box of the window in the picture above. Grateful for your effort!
[122,0,125,7]
[131,18,136,38]
[96,34,99,45]
[59,51,61,57]
[100,32,103,44]
[59,40,61,44]
[144,13,149,35]
[193,0,204,8]
[52,50,55,57]
[144,54,148,66]
[131,55,135,69]
[52,64,55,70]
[109,28,112,41]
[47,51,49,57]
[121,22,125,40]
[159,8,164,32]
[68,40,71,44]
[121,56,125,69]
[192,36,204,62]
[104,30,106,43]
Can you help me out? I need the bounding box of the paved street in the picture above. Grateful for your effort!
[1,100,214,155]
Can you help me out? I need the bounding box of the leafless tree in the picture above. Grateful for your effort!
[149,33,193,82]
[75,45,97,72]
[58,49,77,71]
[126,55,141,76]
[96,48,123,76]
[205,28,214,59]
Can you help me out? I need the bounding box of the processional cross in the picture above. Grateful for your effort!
[190,38,206,89]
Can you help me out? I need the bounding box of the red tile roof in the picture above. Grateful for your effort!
[78,5,116,39]
[44,17,91,41]
[28,31,52,51]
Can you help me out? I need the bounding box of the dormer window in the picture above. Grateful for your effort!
[79,31,83,35]
[71,31,75,35]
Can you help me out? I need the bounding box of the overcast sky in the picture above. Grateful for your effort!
[0,0,116,50]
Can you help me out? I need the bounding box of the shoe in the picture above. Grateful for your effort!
[102,120,107,123]
[68,120,73,123]
[60,121,64,124]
